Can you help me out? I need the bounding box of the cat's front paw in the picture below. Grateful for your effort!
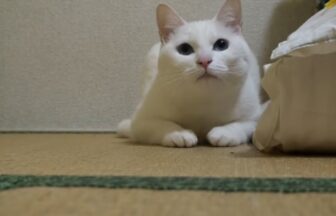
[117,119,132,138]
[162,130,198,148]
[207,125,248,147]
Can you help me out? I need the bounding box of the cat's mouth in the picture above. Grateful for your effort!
[196,72,218,81]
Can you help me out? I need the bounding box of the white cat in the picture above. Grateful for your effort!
[117,0,262,147]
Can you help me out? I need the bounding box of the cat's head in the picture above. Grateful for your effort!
[156,0,252,83]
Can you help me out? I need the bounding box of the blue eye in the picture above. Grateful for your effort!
[213,39,229,51]
[177,43,194,55]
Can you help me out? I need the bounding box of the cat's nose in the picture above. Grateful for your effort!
[197,58,212,69]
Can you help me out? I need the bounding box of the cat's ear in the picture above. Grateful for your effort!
[214,0,242,32]
[156,4,186,43]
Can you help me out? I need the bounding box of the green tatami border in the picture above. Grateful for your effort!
[1,175,336,193]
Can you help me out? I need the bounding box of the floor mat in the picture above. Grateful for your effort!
[1,134,336,215]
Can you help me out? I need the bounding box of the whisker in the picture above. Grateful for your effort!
[160,75,185,87]
[184,67,198,74]
[153,66,202,88]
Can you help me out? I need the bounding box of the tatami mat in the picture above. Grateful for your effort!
[1,134,336,216]
[1,134,335,177]
[1,188,336,216]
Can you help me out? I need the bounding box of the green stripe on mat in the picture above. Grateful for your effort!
[1,175,336,193]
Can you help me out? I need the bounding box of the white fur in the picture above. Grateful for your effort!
[117,0,261,147]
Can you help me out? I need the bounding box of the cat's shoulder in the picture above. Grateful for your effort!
[147,43,161,60]
[142,43,161,96]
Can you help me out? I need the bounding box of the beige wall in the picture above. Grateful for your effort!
[0,0,315,132]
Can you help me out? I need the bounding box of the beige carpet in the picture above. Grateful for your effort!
[0,134,336,215]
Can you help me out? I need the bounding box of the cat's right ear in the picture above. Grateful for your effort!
[156,4,186,43]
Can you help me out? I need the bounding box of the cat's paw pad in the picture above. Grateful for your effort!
[207,126,247,147]
[162,130,198,148]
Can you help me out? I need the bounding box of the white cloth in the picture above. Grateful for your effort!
[271,6,336,59]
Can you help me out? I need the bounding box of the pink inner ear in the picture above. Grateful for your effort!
[214,0,242,31]
[156,4,185,43]
[160,18,184,42]
[228,21,242,33]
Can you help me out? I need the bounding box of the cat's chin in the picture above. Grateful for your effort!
[196,73,220,82]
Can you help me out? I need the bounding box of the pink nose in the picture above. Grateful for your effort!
[197,59,212,69]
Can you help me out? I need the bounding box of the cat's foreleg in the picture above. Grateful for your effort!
[207,121,257,146]
[132,119,198,147]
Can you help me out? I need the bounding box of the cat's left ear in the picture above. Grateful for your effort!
[214,0,242,32]
[156,4,186,43]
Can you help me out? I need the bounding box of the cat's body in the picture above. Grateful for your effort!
[117,0,262,147]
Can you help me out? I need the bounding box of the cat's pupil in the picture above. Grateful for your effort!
[177,43,194,55]
[213,39,229,51]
